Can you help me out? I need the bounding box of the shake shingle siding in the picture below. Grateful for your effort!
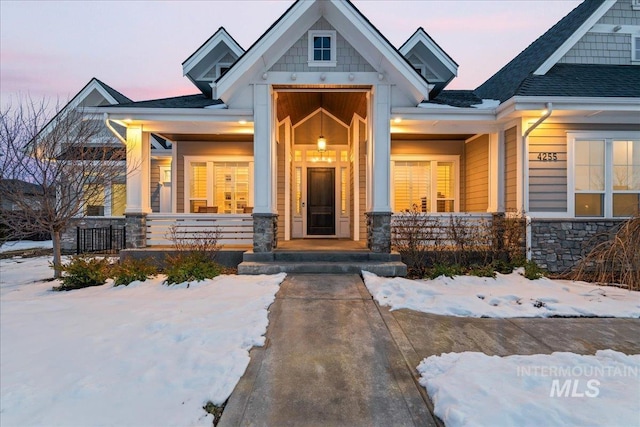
[269,17,375,73]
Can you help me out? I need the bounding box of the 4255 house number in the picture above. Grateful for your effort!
[535,152,558,161]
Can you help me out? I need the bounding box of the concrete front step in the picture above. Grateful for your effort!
[238,250,407,276]
[237,261,407,276]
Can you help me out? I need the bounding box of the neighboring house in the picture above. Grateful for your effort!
[0,179,52,241]
[70,0,637,272]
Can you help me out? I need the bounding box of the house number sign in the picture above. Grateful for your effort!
[533,152,559,161]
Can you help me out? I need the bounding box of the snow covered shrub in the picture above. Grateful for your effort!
[425,263,464,279]
[111,257,157,286]
[522,260,544,280]
[572,214,640,290]
[54,256,110,291]
[163,251,222,286]
[468,264,496,278]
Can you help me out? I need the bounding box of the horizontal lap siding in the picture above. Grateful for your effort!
[465,136,489,212]
[504,127,517,212]
[528,124,568,212]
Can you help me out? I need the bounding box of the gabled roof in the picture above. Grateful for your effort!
[399,27,458,72]
[93,78,132,104]
[35,78,131,143]
[109,94,224,109]
[475,0,611,102]
[214,0,432,104]
[517,64,640,98]
[182,27,244,96]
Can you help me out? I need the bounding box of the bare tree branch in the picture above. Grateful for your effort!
[1,96,131,278]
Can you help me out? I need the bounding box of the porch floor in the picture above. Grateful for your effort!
[277,239,367,251]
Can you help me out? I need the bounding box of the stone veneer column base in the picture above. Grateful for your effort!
[125,213,147,249]
[366,211,391,253]
[253,213,278,253]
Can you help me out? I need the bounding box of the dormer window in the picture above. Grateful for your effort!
[308,30,336,67]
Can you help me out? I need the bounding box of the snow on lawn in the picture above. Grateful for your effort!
[363,270,640,318]
[418,350,640,427]
[0,256,286,427]
[0,240,52,253]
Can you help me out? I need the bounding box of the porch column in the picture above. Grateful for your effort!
[124,126,150,248]
[366,84,392,253]
[252,84,277,252]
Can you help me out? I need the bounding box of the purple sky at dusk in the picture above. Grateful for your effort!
[1,0,581,107]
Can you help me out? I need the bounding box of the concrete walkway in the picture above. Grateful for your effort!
[219,274,436,427]
[220,274,640,426]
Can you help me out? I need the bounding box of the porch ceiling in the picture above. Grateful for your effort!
[276,91,367,125]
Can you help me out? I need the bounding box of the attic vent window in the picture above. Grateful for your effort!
[308,30,336,67]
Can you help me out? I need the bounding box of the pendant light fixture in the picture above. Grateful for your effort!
[317,94,327,152]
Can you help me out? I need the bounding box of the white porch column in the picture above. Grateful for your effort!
[365,84,392,253]
[124,126,151,214]
[371,84,391,212]
[253,84,276,214]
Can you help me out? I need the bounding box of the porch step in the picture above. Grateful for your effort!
[237,250,407,276]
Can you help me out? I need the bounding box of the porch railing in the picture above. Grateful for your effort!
[391,212,494,248]
[146,214,253,247]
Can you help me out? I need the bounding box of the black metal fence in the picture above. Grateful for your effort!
[76,225,126,255]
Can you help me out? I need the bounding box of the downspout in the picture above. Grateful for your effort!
[522,102,552,260]
[104,113,127,145]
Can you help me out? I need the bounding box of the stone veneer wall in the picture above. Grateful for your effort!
[530,219,627,274]
[61,217,126,254]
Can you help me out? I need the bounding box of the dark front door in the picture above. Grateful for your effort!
[307,168,335,235]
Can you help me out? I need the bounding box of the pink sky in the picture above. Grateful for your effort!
[0,0,581,106]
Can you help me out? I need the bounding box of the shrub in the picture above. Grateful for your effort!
[425,263,464,279]
[54,256,110,291]
[491,259,514,274]
[572,215,639,290]
[112,257,157,286]
[164,251,222,286]
[468,264,496,278]
[391,205,439,278]
[523,260,544,280]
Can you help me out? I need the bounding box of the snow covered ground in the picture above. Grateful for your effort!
[419,350,640,427]
[363,270,640,318]
[0,255,285,426]
[0,239,52,253]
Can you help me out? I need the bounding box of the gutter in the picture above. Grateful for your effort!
[104,113,127,145]
[522,102,552,260]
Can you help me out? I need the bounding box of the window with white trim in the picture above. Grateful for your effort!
[392,157,459,213]
[632,36,640,62]
[571,133,639,217]
[308,30,336,67]
[186,158,253,213]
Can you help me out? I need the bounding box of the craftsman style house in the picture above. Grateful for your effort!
[67,0,638,272]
